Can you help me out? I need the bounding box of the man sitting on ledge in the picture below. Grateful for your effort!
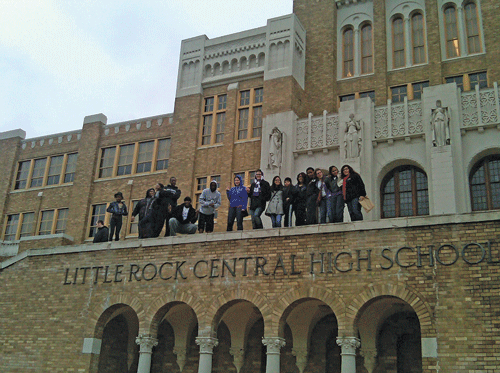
[168,197,198,236]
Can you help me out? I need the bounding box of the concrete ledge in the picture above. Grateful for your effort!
[0,129,26,140]
[1,210,499,270]
[83,113,107,125]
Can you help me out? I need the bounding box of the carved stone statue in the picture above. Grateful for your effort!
[268,127,282,169]
[431,100,451,146]
[344,113,362,158]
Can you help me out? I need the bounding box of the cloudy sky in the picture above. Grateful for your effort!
[0,0,292,139]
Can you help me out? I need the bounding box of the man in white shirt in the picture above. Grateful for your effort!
[168,197,198,236]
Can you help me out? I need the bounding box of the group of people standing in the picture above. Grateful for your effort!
[225,165,367,231]
[93,164,367,242]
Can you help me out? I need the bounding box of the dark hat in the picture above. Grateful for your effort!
[114,192,123,198]
[184,196,192,202]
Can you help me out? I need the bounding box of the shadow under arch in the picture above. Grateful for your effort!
[272,283,346,337]
[90,303,140,373]
[345,281,434,337]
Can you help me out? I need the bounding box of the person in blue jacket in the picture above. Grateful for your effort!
[226,175,249,231]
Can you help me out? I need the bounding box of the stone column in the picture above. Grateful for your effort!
[456,6,467,55]
[336,337,360,373]
[404,17,412,67]
[195,337,218,373]
[136,335,158,373]
[262,337,286,373]
[354,28,361,76]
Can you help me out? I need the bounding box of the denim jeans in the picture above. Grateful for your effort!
[227,207,243,231]
[249,207,264,229]
[346,198,363,221]
[270,214,282,228]
[318,198,329,224]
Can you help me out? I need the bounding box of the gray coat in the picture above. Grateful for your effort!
[266,190,284,215]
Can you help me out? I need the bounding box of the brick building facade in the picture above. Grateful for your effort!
[1,0,500,372]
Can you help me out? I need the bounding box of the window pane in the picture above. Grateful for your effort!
[361,24,373,74]
[464,3,481,54]
[445,6,460,58]
[136,141,154,173]
[240,90,250,106]
[30,158,47,188]
[359,91,375,102]
[4,214,20,241]
[204,97,214,112]
[47,155,64,186]
[89,204,107,238]
[39,210,55,235]
[156,138,171,171]
[340,94,355,102]
[391,85,407,103]
[20,212,35,238]
[416,171,429,215]
[218,95,227,110]
[413,81,429,100]
[64,153,78,183]
[216,113,225,143]
[470,72,487,90]
[488,159,500,209]
[445,76,464,91]
[197,177,207,191]
[238,109,249,140]
[202,115,213,145]
[117,144,135,176]
[382,176,396,218]
[129,201,139,234]
[252,106,263,138]
[343,28,354,77]
[15,161,31,189]
[254,88,263,104]
[99,147,116,178]
[393,18,405,68]
[55,209,69,234]
[412,13,426,64]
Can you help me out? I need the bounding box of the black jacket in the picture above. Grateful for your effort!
[171,204,198,224]
[343,173,367,202]
[164,184,181,208]
[93,226,109,243]
[248,179,271,210]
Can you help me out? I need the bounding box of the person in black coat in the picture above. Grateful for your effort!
[131,188,155,238]
[139,183,168,238]
[292,172,308,226]
[162,176,181,236]
[248,169,271,229]
[168,197,198,236]
[92,220,109,243]
[341,164,367,221]
[305,167,319,224]
[282,177,294,227]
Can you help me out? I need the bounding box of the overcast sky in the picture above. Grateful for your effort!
[0,0,292,139]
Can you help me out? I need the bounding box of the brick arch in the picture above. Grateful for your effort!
[271,283,346,337]
[344,281,434,336]
[86,293,146,338]
[203,288,272,335]
[142,288,205,335]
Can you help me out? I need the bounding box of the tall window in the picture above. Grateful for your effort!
[19,212,35,238]
[361,24,373,74]
[36,208,68,235]
[116,144,135,176]
[46,155,64,186]
[15,161,31,189]
[201,95,227,145]
[156,138,171,171]
[30,158,47,188]
[464,2,481,54]
[3,214,20,241]
[4,212,36,240]
[237,88,263,140]
[470,155,500,211]
[343,27,354,77]
[136,141,154,173]
[63,154,78,183]
[393,17,405,68]
[381,166,429,218]
[444,5,460,58]
[99,147,116,178]
[55,208,69,234]
[411,13,426,64]
[89,204,107,238]
[38,210,55,236]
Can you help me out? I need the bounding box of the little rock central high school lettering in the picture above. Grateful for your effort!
[63,240,498,285]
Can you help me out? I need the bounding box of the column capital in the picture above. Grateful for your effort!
[262,337,286,354]
[136,335,158,354]
[196,337,219,354]
[336,337,360,355]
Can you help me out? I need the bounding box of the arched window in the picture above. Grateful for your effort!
[343,27,354,77]
[470,155,500,211]
[444,5,460,58]
[411,12,426,64]
[361,23,373,74]
[392,17,405,68]
[464,2,481,54]
[381,166,429,218]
